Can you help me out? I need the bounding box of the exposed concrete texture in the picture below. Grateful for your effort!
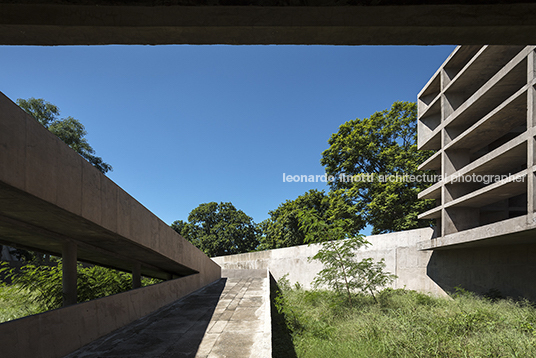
[214,228,448,297]
[64,271,271,358]
[418,45,536,248]
[214,228,536,300]
[0,274,221,358]
[62,241,77,307]
[2,3,536,45]
[0,90,222,357]
[426,243,536,300]
[0,91,220,281]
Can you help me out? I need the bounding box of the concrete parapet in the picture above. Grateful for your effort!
[0,272,221,358]
[213,228,447,297]
[214,228,536,301]
[222,268,268,279]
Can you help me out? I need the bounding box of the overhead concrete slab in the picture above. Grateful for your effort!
[0,91,220,280]
[1,2,536,45]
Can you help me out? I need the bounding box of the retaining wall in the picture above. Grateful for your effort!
[213,228,447,297]
[214,228,536,300]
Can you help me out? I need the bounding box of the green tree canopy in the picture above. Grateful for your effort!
[17,98,112,174]
[258,189,365,250]
[320,101,435,235]
[171,202,259,257]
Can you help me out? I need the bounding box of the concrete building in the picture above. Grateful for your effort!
[417,45,536,249]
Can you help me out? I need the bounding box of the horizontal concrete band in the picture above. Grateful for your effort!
[214,228,443,294]
[0,92,220,280]
[0,273,221,358]
[1,4,536,44]
[213,227,536,301]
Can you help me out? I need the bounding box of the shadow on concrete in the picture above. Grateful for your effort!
[270,273,298,358]
[426,243,536,301]
[65,278,226,358]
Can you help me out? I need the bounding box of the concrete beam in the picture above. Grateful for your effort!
[2,3,536,45]
[0,92,220,281]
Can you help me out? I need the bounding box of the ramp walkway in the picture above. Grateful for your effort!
[64,269,271,358]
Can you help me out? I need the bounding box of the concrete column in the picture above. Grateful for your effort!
[62,241,77,307]
[132,263,141,289]
[527,49,536,216]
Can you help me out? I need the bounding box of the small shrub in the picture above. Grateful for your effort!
[298,210,396,305]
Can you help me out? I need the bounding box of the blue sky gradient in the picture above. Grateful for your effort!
[0,45,455,234]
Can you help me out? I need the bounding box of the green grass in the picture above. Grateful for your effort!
[274,284,536,358]
[0,285,43,323]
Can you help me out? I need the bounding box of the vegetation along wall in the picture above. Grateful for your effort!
[213,228,536,300]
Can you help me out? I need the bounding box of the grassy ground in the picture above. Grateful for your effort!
[0,285,42,323]
[274,283,536,358]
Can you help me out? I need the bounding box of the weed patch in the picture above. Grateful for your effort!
[274,284,536,357]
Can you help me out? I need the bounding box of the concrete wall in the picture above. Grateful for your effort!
[0,272,220,358]
[214,228,447,297]
[214,228,536,300]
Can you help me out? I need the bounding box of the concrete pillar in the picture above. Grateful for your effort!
[527,49,536,217]
[62,241,77,307]
[132,263,141,289]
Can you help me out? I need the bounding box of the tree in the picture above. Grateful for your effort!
[171,202,259,257]
[321,101,435,235]
[299,210,396,304]
[259,189,364,250]
[17,98,112,174]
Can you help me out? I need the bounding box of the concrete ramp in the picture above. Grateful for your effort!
[65,269,271,358]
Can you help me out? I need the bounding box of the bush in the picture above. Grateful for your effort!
[0,261,161,312]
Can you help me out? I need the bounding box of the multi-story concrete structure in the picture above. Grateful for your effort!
[418,45,536,249]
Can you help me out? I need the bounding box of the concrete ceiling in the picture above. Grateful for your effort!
[1,1,536,45]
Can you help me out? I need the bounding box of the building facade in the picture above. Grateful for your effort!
[418,45,536,249]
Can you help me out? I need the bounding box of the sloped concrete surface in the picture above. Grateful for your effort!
[65,270,271,358]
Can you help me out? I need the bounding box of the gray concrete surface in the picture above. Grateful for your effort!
[418,45,536,247]
[214,228,447,297]
[0,274,222,358]
[214,228,536,300]
[0,91,220,281]
[0,91,221,357]
[65,271,271,358]
[2,3,536,45]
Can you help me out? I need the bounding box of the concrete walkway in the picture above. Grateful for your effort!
[64,270,271,358]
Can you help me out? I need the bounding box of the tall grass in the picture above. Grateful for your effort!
[275,282,536,357]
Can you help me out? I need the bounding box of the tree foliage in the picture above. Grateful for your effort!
[258,189,364,250]
[172,202,259,257]
[0,261,159,311]
[17,97,112,174]
[321,101,435,234]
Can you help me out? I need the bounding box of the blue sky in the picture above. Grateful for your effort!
[0,45,455,234]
